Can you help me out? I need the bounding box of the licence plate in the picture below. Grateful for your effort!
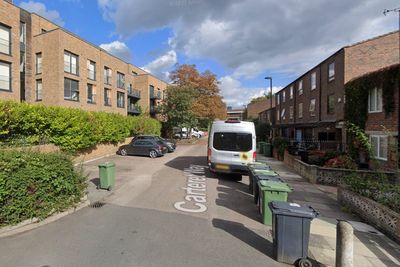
[215,164,230,170]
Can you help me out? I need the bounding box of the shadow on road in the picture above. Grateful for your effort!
[212,218,274,258]
[164,156,208,171]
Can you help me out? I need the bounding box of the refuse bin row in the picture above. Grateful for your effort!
[247,162,319,267]
[257,142,272,157]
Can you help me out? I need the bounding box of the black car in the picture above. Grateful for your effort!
[132,135,176,152]
[118,139,168,158]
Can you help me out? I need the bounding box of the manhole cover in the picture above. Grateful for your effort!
[90,201,106,208]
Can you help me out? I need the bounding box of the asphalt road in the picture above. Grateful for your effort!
[0,141,287,267]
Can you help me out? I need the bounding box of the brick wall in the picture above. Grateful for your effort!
[247,98,274,119]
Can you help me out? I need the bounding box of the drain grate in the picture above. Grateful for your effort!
[90,201,106,208]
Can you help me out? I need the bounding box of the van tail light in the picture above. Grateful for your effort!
[208,148,212,163]
[253,151,257,161]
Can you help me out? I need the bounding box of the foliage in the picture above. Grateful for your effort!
[250,96,267,103]
[0,101,161,152]
[0,150,87,226]
[253,119,271,142]
[345,64,399,128]
[169,64,227,124]
[324,155,358,169]
[273,136,288,158]
[346,122,371,160]
[343,173,400,213]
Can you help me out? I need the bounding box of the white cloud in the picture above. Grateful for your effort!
[97,0,398,79]
[19,1,64,26]
[219,76,282,108]
[142,50,177,81]
[99,41,132,62]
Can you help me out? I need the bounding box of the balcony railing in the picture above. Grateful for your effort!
[87,69,96,80]
[150,88,161,99]
[0,75,10,90]
[128,104,141,114]
[127,88,141,98]
[150,105,161,114]
[0,37,10,55]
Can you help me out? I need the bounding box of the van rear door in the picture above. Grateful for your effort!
[213,132,253,166]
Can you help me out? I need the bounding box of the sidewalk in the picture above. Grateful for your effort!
[257,154,400,267]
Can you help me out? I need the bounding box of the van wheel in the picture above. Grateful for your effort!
[231,174,242,181]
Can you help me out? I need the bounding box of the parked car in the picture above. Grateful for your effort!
[118,139,168,158]
[173,128,203,139]
[132,135,176,152]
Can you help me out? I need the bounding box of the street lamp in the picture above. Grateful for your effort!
[264,76,272,109]
[265,76,273,139]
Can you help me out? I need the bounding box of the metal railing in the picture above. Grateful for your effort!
[285,138,345,154]
[128,87,141,98]
[150,88,161,99]
[128,104,141,113]
[150,105,161,114]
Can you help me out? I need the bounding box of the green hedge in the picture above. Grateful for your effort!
[0,101,161,152]
[0,150,87,226]
[344,173,400,213]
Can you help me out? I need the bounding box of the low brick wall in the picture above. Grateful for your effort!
[283,150,397,185]
[338,186,400,243]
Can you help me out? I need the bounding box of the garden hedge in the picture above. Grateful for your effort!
[0,101,161,152]
[0,150,87,226]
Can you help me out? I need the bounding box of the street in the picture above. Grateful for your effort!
[0,141,286,267]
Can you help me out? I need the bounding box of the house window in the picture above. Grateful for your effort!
[87,60,96,81]
[64,51,79,75]
[289,106,294,119]
[64,78,79,101]
[132,71,138,76]
[104,67,112,85]
[104,88,111,106]
[327,94,335,114]
[36,79,42,101]
[0,24,11,55]
[0,61,11,91]
[117,72,125,89]
[276,109,280,121]
[282,91,286,103]
[370,135,388,160]
[281,108,285,120]
[368,87,382,113]
[298,103,303,118]
[328,62,335,81]
[309,99,316,113]
[311,72,316,90]
[117,92,125,108]
[87,84,96,104]
[277,93,280,105]
[298,80,303,95]
[36,53,42,74]
[290,86,293,99]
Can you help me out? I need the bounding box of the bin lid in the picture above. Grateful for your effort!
[248,165,272,171]
[253,169,278,176]
[270,201,318,218]
[258,180,292,192]
[256,175,282,182]
[99,162,115,167]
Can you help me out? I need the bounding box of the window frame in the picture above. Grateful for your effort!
[327,94,335,114]
[36,79,42,101]
[117,72,125,89]
[104,66,112,85]
[289,86,293,99]
[311,72,316,90]
[289,106,294,120]
[298,80,303,95]
[369,135,388,161]
[104,88,112,106]
[309,98,316,113]
[0,23,11,56]
[282,91,286,103]
[328,62,335,82]
[0,61,12,92]
[276,93,280,105]
[64,50,79,76]
[87,60,96,81]
[117,91,125,108]
[36,52,42,74]
[64,78,79,102]
[368,87,382,113]
[87,83,96,104]
[298,103,303,118]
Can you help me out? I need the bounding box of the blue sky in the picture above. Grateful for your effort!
[15,0,399,108]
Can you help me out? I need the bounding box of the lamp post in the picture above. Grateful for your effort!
[265,76,273,139]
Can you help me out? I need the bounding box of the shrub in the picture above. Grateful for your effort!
[343,173,400,213]
[324,155,357,169]
[0,101,161,152]
[0,150,87,226]
[273,136,288,158]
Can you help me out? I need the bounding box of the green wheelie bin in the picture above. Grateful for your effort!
[98,162,115,191]
[252,170,282,204]
[248,162,272,192]
[258,180,293,225]
[264,143,272,157]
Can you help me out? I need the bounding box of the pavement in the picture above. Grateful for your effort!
[257,153,400,267]
[0,140,399,267]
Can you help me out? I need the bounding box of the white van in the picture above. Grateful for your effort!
[207,120,256,178]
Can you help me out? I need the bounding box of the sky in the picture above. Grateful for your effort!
[15,0,399,108]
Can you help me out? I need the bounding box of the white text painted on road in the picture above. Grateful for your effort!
[174,165,207,213]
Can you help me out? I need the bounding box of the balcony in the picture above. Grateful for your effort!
[128,104,141,114]
[128,88,141,99]
[150,88,161,99]
[150,105,161,114]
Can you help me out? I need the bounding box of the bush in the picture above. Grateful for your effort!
[344,173,400,213]
[0,101,161,152]
[273,136,288,158]
[0,150,87,226]
[324,155,357,169]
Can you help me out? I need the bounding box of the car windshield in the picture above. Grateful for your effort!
[213,132,252,152]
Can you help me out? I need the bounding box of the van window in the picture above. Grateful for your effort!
[213,132,252,152]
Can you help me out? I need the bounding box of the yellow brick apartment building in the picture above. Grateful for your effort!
[0,0,166,116]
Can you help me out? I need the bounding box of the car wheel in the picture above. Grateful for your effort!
[120,148,127,156]
[149,150,158,158]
